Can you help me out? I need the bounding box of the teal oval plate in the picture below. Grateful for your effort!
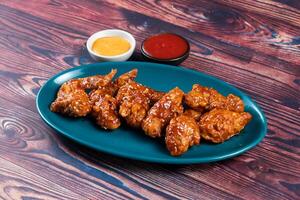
[36,61,267,164]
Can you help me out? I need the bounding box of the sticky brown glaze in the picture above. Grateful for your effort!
[50,70,117,117]
[148,89,165,105]
[50,79,91,117]
[142,87,184,138]
[109,69,138,96]
[166,115,200,156]
[89,87,120,130]
[184,84,244,112]
[79,69,117,89]
[116,81,152,128]
[199,109,252,143]
[182,109,202,121]
[225,94,244,112]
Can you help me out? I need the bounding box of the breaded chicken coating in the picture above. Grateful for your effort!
[199,109,252,143]
[142,87,184,138]
[50,69,116,117]
[89,87,120,130]
[184,84,244,112]
[166,115,200,156]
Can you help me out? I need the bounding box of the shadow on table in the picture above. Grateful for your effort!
[55,131,233,173]
[129,51,145,62]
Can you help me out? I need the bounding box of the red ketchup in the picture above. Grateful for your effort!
[142,33,189,60]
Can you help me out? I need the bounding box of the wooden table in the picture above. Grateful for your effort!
[1,0,299,199]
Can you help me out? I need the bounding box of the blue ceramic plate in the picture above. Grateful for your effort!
[36,61,267,164]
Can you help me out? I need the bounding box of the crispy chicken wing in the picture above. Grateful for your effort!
[142,87,184,138]
[113,68,163,100]
[79,69,117,89]
[107,69,138,96]
[114,69,137,90]
[184,84,244,112]
[88,69,138,129]
[50,79,91,117]
[116,81,152,128]
[225,94,244,112]
[116,78,165,128]
[183,109,202,121]
[199,109,252,143]
[165,115,200,156]
[50,69,116,117]
[89,87,121,130]
[148,89,165,104]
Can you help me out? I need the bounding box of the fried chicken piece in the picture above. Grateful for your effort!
[199,109,252,143]
[184,84,212,112]
[87,69,138,129]
[50,79,91,117]
[50,69,116,117]
[183,109,202,121]
[116,81,152,128]
[147,89,165,104]
[114,69,138,92]
[165,115,200,156]
[89,87,121,130]
[105,69,138,96]
[184,84,244,112]
[79,69,117,89]
[142,87,184,138]
[115,68,163,99]
[225,94,244,112]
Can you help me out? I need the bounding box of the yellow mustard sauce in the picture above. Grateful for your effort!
[92,36,131,56]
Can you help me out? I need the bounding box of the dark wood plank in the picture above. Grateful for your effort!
[0,98,241,200]
[0,157,81,200]
[0,0,299,199]
[0,1,299,112]
[3,0,300,74]
[213,0,300,27]
[106,0,300,66]
[273,0,300,9]
[0,100,153,200]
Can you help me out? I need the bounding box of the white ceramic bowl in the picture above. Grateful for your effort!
[86,29,136,62]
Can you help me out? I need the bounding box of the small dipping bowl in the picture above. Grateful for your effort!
[141,33,190,65]
[87,29,136,62]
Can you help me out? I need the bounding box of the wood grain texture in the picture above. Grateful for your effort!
[0,0,299,199]
[0,157,80,200]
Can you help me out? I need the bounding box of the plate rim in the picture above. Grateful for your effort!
[36,61,267,164]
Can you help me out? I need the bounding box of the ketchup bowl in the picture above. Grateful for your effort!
[141,33,190,65]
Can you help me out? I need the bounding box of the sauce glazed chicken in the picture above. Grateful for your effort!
[89,69,138,130]
[50,69,117,117]
[50,69,252,156]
